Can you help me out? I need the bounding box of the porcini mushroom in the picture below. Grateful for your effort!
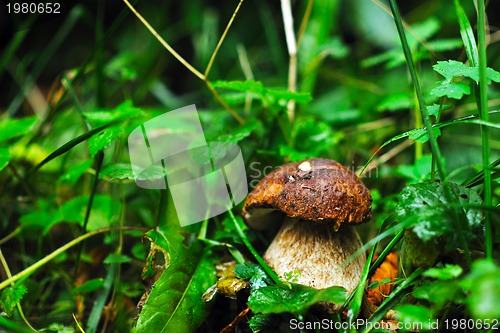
[242,158,372,310]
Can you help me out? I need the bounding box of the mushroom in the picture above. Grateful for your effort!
[242,158,372,310]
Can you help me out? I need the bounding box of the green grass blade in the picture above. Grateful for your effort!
[454,0,478,66]
[227,209,282,285]
[476,0,492,259]
[361,268,425,333]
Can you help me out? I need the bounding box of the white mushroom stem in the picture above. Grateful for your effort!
[263,217,366,310]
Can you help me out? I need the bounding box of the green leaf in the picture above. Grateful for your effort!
[0,284,27,316]
[49,195,121,233]
[423,264,463,280]
[72,279,105,294]
[460,259,500,320]
[454,0,478,66]
[59,160,92,184]
[20,210,54,231]
[213,80,264,94]
[213,80,312,108]
[396,181,483,245]
[234,262,271,289]
[395,304,434,330]
[430,81,470,99]
[408,127,442,143]
[377,93,412,112]
[104,254,131,264]
[215,121,257,144]
[413,280,463,309]
[100,163,135,180]
[433,60,500,84]
[248,313,274,332]
[247,283,346,316]
[83,100,144,126]
[0,117,37,144]
[0,147,10,172]
[396,154,433,182]
[427,104,451,119]
[85,101,144,157]
[88,125,121,157]
[135,244,217,332]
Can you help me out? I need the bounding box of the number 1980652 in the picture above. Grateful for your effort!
[6,2,61,14]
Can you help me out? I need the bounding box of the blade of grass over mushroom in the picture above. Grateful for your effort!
[476,0,493,260]
[341,217,404,313]
[369,228,404,277]
[361,268,425,333]
[227,209,282,286]
[346,245,376,326]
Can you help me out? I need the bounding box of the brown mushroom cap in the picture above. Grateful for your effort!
[243,158,372,230]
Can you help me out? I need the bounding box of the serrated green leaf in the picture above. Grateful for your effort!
[85,101,144,157]
[427,104,450,119]
[213,80,312,108]
[234,262,271,289]
[430,81,470,99]
[216,122,258,144]
[408,127,442,143]
[0,284,27,316]
[433,60,500,83]
[213,80,264,94]
[0,117,37,144]
[247,283,346,316]
[396,181,483,246]
[83,100,144,126]
[104,253,131,264]
[0,147,10,172]
[72,279,105,294]
[135,244,217,332]
[248,313,274,332]
[423,264,463,280]
[88,125,121,157]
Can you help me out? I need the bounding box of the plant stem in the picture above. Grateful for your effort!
[477,0,492,259]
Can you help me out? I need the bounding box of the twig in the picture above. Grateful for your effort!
[122,0,205,80]
[220,306,251,333]
[296,0,314,47]
[205,0,244,79]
